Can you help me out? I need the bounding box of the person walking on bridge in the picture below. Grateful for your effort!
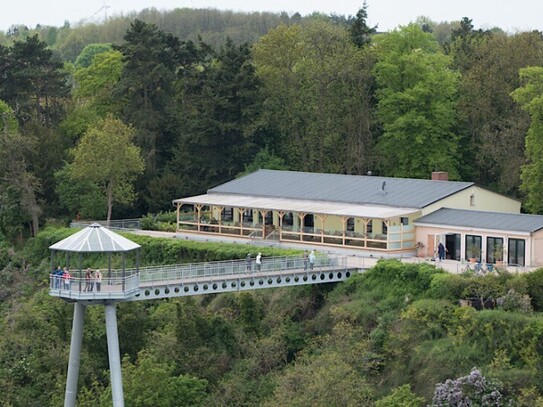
[256,253,262,271]
[309,250,315,270]
[246,253,252,273]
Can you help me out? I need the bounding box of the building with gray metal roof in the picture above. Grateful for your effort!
[209,169,474,209]
[415,208,543,234]
[173,169,532,264]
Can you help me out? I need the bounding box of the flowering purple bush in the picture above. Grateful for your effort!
[496,289,532,313]
[431,368,510,406]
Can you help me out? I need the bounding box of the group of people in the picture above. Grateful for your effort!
[245,252,263,272]
[51,266,72,290]
[51,266,104,292]
[84,268,103,292]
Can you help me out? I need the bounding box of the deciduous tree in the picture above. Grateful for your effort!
[70,115,144,223]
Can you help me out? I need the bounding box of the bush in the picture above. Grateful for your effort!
[431,368,510,406]
[524,268,543,311]
[376,384,425,407]
[496,289,532,313]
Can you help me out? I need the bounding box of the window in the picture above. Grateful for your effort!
[283,212,293,226]
[382,221,388,235]
[347,218,355,232]
[243,209,253,223]
[508,238,525,266]
[221,207,233,222]
[470,193,475,206]
[366,220,373,234]
[465,234,482,262]
[486,237,504,264]
[265,211,273,225]
[400,217,409,226]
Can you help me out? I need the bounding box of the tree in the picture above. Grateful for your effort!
[254,21,377,175]
[114,20,195,174]
[73,49,124,117]
[373,24,460,178]
[0,100,41,238]
[349,2,377,48]
[0,35,68,126]
[511,66,543,213]
[173,38,261,195]
[70,115,144,223]
[74,43,113,68]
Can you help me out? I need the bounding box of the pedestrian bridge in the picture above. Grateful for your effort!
[49,255,359,304]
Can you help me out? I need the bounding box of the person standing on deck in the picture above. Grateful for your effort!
[256,253,262,271]
[95,269,102,292]
[309,250,315,270]
[246,254,252,273]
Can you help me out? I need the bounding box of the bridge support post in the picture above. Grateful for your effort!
[105,302,124,407]
[65,302,86,407]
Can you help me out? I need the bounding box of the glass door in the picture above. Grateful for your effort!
[508,239,525,266]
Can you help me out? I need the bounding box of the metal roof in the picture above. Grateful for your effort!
[49,223,141,253]
[414,208,543,233]
[173,193,419,219]
[207,170,473,209]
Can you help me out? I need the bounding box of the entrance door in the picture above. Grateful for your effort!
[445,234,461,260]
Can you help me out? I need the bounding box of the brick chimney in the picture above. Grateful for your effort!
[431,171,449,181]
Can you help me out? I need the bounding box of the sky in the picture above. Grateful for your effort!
[1,0,542,33]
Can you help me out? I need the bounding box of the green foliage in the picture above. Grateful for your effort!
[376,384,425,407]
[373,24,460,179]
[70,115,144,221]
[75,43,112,68]
[524,268,543,311]
[121,352,208,407]
[511,66,543,213]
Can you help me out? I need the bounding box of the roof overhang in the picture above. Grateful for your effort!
[173,194,420,219]
[413,221,532,236]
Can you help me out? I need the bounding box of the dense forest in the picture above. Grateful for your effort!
[1,6,543,240]
[1,228,543,405]
[2,6,543,406]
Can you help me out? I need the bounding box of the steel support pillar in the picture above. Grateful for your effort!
[64,302,86,407]
[105,302,124,407]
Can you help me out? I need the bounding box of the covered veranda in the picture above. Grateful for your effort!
[173,194,419,252]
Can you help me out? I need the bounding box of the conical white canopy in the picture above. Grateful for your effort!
[49,223,141,253]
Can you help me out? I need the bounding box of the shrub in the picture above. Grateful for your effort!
[376,384,425,407]
[431,368,510,406]
[496,289,532,313]
[524,268,543,311]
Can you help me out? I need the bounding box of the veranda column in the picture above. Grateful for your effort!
[297,213,306,242]
[277,212,285,241]
[175,203,181,232]
[260,210,268,238]
[195,205,202,232]
[237,208,245,236]
[317,215,327,244]
[105,302,124,407]
[383,219,390,250]
[64,302,86,407]
[341,216,348,246]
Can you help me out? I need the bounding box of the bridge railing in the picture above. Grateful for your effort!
[49,273,140,297]
[130,255,345,285]
[49,256,347,298]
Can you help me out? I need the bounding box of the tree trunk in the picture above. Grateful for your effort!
[106,182,114,226]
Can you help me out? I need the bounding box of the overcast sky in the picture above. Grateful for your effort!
[2,0,542,33]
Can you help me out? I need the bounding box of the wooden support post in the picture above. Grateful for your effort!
[341,216,348,246]
[260,210,268,238]
[216,206,223,234]
[297,213,306,241]
[362,219,369,248]
[277,211,285,241]
[317,214,327,243]
[384,219,390,250]
[195,205,202,232]
[238,208,245,236]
